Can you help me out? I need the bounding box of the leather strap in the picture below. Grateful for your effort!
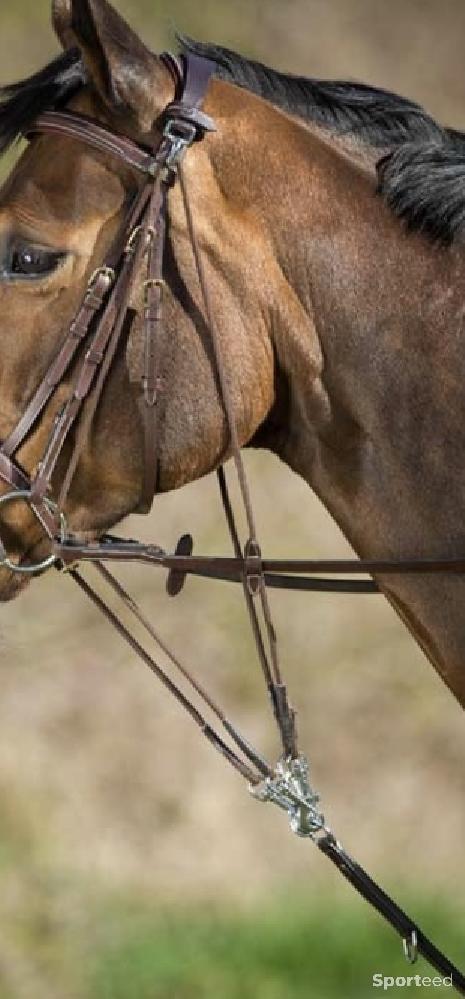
[180,53,217,108]
[160,52,184,91]
[70,565,262,785]
[30,186,150,505]
[0,52,216,526]
[1,269,115,460]
[61,554,465,995]
[53,535,465,584]
[0,453,30,491]
[136,177,168,513]
[318,834,465,991]
[57,185,155,509]
[29,112,160,176]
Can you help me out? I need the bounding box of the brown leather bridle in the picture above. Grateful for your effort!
[0,52,463,991]
[0,51,217,558]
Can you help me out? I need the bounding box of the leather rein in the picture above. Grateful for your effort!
[0,52,463,992]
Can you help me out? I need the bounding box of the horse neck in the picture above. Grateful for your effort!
[257,122,465,704]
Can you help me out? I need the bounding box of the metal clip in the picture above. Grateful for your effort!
[250,755,326,839]
[403,930,418,965]
[161,118,198,169]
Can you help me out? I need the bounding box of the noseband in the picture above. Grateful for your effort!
[0,52,463,991]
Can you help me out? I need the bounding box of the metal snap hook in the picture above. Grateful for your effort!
[0,489,67,576]
[403,929,418,964]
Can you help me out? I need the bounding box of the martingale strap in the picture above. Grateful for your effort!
[56,97,465,987]
[0,51,463,991]
[65,554,465,993]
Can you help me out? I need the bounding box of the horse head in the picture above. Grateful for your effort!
[0,0,284,595]
[2,0,465,709]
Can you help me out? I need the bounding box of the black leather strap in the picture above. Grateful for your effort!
[318,834,465,993]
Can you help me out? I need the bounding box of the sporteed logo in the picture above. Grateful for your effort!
[373,974,453,990]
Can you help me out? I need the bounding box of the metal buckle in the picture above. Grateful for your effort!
[0,490,67,575]
[124,225,156,257]
[125,226,156,256]
[143,277,166,305]
[250,754,326,839]
[124,226,142,256]
[162,118,198,168]
[86,266,115,293]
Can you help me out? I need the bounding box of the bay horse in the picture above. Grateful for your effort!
[0,0,465,715]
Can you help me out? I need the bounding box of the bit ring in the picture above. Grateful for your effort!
[0,490,67,575]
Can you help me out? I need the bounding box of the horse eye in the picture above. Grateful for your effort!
[10,244,64,278]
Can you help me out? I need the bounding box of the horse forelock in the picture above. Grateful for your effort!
[0,48,86,156]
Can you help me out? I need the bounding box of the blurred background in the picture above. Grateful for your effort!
[0,1,464,997]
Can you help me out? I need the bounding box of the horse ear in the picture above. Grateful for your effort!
[51,0,169,129]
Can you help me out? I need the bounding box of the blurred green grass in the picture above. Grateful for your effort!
[1,777,462,999]
[89,897,464,999]
[2,887,463,999]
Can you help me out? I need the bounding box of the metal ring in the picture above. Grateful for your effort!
[403,930,418,965]
[0,490,67,576]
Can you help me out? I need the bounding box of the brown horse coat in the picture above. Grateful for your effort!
[0,0,465,706]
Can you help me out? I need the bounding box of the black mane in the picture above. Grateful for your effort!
[1,38,464,244]
[0,48,86,155]
[181,40,465,245]
[180,38,446,147]
[377,142,465,244]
